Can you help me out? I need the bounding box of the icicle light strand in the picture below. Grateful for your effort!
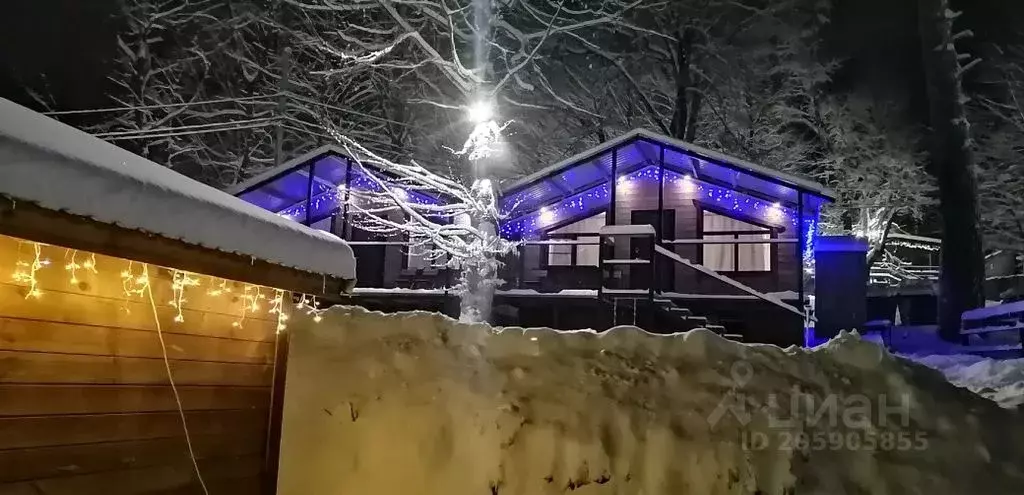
[12,242,46,299]
[170,270,200,323]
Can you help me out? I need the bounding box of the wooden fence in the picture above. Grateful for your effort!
[0,233,281,494]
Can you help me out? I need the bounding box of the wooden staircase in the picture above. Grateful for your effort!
[596,225,741,341]
[599,292,742,341]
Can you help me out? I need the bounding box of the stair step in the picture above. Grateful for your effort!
[603,258,651,265]
[706,324,726,332]
[724,333,744,341]
[601,288,650,296]
[668,307,692,316]
[685,316,708,325]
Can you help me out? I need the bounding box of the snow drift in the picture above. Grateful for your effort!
[912,353,1024,410]
[278,306,1024,494]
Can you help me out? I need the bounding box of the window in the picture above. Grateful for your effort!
[701,210,771,272]
[546,213,605,266]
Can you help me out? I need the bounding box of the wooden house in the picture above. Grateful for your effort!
[232,129,835,343]
[0,99,356,494]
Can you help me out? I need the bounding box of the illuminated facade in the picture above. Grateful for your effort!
[232,129,834,298]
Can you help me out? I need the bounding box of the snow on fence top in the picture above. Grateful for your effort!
[0,98,355,280]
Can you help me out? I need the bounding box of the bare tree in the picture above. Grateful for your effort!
[276,0,645,176]
[90,0,405,187]
[327,128,515,323]
[812,94,935,262]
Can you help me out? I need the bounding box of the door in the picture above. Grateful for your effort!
[350,226,387,288]
[629,209,675,291]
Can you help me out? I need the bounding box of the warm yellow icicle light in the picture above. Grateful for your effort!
[251,286,264,312]
[169,270,200,323]
[269,289,289,333]
[295,294,325,323]
[82,252,97,273]
[64,249,81,285]
[233,285,255,328]
[121,261,150,298]
[207,277,231,296]
[12,242,45,299]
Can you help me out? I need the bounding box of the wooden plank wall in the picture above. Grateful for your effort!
[611,177,798,294]
[0,234,280,495]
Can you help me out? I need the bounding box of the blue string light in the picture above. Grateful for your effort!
[499,165,821,261]
[265,161,821,263]
[275,173,440,223]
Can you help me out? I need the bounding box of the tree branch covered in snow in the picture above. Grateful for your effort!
[322,121,516,322]
[329,127,513,263]
[274,0,644,177]
[972,45,1024,250]
[810,94,935,260]
[83,0,411,187]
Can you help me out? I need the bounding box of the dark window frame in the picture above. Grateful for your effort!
[696,207,778,274]
[539,212,605,268]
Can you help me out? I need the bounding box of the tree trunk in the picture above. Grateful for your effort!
[458,257,497,324]
[458,219,500,323]
[670,27,698,141]
[866,212,896,266]
[917,0,985,341]
[684,91,703,142]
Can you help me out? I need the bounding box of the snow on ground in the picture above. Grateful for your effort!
[0,98,355,279]
[279,307,1024,494]
[909,354,1024,410]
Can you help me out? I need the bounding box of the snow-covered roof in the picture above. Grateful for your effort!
[225,143,344,196]
[502,128,836,201]
[226,143,445,222]
[0,98,355,281]
[888,224,940,245]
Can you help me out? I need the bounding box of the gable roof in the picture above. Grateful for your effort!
[502,128,836,201]
[226,143,345,196]
[0,98,356,282]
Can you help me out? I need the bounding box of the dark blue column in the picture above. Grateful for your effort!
[814,236,869,340]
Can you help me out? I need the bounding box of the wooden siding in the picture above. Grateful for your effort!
[0,234,279,495]
[617,178,799,294]
[526,178,801,295]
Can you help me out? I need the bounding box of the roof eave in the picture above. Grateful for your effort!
[501,128,836,204]
[225,143,349,196]
[0,195,355,297]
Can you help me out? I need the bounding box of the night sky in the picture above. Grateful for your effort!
[1,0,1021,125]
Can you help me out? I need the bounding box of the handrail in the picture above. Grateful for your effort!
[653,244,804,318]
[346,241,411,246]
[663,238,798,245]
[522,239,600,245]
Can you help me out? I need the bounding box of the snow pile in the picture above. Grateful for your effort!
[0,98,355,280]
[279,307,1024,494]
[912,354,1024,410]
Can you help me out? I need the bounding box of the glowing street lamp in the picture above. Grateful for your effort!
[467,100,494,124]
[455,99,509,163]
